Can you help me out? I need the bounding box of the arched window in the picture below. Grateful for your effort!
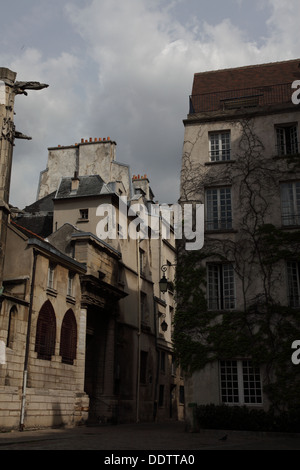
[7,306,17,348]
[60,309,77,365]
[35,300,56,360]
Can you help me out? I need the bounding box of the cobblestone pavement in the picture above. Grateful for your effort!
[0,421,300,451]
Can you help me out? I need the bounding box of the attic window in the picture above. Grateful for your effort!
[221,95,261,110]
[79,209,89,220]
[135,188,145,195]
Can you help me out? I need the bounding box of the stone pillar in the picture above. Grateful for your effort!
[77,308,87,388]
[0,68,17,289]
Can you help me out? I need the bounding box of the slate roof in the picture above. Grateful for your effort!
[23,191,56,213]
[55,175,114,199]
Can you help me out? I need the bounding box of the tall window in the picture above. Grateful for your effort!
[139,248,144,275]
[207,264,235,310]
[67,272,74,297]
[158,385,164,407]
[209,131,231,161]
[220,360,262,405]
[35,300,56,360]
[206,187,232,230]
[60,309,77,365]
[287,261,300,308]
[281,182,300,226]
[140,351,148,384]
[179,385,185,405]
[160,351,166,373]
[7,306,17,348]
[141,292,147,323]
[276,125,298,156]
[47,263,55,290]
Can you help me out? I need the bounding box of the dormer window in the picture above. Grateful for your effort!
[79,209,89,220]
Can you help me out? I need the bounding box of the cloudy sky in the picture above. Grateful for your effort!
[1,0,300,208]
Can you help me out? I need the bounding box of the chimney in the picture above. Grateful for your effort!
[71,171,80,192]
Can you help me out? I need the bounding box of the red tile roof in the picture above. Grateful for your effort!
[190,59,300,113]
[192,59,300,95]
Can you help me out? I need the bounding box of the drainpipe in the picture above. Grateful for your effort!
[20,249,37,431]
[153,297,159,422]
[153,215,162,421]
[136,239,141,423]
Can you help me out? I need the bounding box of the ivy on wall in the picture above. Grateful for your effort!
[174,118,300,411]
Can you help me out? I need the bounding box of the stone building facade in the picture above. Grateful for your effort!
[179,59,300,428]
[0,119,183,428]
[0,222,88,429]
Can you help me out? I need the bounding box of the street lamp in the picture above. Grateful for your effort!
[159,264,176,293]
[159,272,168,293]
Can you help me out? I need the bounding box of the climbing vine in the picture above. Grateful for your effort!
[174,117,300,411]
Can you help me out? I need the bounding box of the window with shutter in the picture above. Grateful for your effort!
[60,309,77,365]
[35,300,56,360]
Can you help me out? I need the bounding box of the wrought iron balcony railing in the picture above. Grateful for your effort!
[189,82,293,113]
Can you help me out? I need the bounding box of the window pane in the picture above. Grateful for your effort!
[207,264,220,309]
[219,188,232,229]
[276,127,285,155]
[290,126,298,154]
[206,188,232,230]
[281,182,300,226]
[242,361,262,404]
[287,261,300,307]
[210,133,220,161]
[207,264,235,310]
[220,360,239,403]
[206,189,219,230]
[221,132,231,160]
[209,132,231,161]
[223,264,235,309]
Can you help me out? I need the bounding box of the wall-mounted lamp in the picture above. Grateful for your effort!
[158,312,168,332]
[159,264,176,293]
[159,273,168,293]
